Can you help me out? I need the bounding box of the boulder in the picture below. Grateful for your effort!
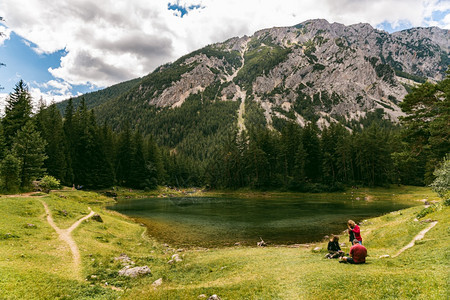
[118,266,151,277]
[92,214,103,223]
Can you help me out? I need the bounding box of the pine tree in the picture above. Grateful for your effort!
[63,98,75,184]
[302,124,322,182]
[36,103,67,182]
[0,122,5,160]
[2,80,33,148]
[128,131,148,188]
[0,153,21,192]
[115,123,133,186]
[11,121,47,188]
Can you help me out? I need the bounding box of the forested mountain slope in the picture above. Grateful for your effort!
[55,19,449,171]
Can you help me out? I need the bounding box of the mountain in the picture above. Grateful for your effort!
[58,19,449,141]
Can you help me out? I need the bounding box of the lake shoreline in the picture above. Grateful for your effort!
[107,185,430,249]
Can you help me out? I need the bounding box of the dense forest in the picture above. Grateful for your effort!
[0,71,448,193]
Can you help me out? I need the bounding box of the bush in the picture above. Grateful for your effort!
[430,154,449,203]
[38,175,61,193]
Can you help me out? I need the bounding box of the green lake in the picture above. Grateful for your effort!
[108,193,418,247]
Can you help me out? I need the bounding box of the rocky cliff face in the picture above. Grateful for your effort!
[96,19,450,129]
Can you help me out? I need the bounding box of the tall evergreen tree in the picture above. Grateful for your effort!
[63,98,75,184]
[302,124,322,182]
[2,80,33,148]
[115,123,133,186]
[36,103,67,182]
[11,121,47,188]
[0,153,21,192]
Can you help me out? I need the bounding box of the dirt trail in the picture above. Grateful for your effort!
[40,200,95,278]
[393,221,438,257]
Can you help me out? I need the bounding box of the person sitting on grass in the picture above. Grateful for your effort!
[340,239,367,264]
[325,235,344,259]
[348,220,362,244]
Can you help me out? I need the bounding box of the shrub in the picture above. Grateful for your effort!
[38,175,61,193]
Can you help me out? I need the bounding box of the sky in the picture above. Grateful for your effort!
[0,0,449,110]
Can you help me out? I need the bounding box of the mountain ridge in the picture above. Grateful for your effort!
[58,19,449,133]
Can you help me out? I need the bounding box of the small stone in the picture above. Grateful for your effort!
[313,247,322,252]
[172,254,183,262]
[163,243,169,247]
[90,275,97,279]
[114,254,134,265]
[152,278,163,287]
[234,242,241,246]
[208,295,221,300]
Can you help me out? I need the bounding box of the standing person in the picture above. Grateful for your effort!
[326,235,344,259]
[340,239,367,264]
[348,220,362,244]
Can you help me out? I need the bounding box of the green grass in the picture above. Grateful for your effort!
[0,186,448,299]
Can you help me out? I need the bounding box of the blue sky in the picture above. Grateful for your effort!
[0,0,449,107]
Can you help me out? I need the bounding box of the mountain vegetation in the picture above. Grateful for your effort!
[1,20,449,192]
[0,70,448,192]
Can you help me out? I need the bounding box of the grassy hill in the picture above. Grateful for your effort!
[0,187,448,299]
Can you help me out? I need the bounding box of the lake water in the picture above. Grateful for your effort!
[108,193,418,247]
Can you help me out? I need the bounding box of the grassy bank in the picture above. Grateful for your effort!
[0,187,447,299]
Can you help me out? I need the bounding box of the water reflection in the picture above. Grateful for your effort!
[109,194,416,248]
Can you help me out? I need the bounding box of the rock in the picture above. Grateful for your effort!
[313,247,322,252]
[234,242,241,246]
[118,266,151,277]
[208,295,221,300]
[114,253,134,265]
[379,255,390,258]
[25,223,37,229]
[172,254,183,262]
[152,278,163,287]
[421,219,435,223]
[91,214,103,222]
[257,237,267,247]
[105,191,118,198]
[163,243,169,247]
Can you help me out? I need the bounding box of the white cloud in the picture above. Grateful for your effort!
[0,0,449,92]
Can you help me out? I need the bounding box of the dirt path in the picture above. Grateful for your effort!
[40,200,95,278]
[393,221,438,257]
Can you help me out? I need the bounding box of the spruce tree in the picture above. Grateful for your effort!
[11,121,47,188]
[63,98,75,184]
[0,153,21,192]
[2,80,33,148]
[36,103,67,182]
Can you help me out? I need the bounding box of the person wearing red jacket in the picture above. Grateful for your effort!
[340,239,367,264]
[348,220,362,244]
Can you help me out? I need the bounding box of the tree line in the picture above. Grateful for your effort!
[0,70,448,192]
